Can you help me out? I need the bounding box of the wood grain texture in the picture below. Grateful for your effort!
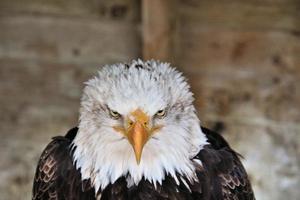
[142,0,174,61]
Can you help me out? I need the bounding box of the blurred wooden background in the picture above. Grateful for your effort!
[0,0,299,199]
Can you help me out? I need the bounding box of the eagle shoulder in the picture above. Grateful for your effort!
[32,127,95,200]
[194,127,255,200]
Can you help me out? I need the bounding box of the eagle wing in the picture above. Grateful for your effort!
[32,128,95,200]
[33,136,68,199]
[218,158,255,200]
[198,127,255,200]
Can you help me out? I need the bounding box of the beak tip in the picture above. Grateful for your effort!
[135,154,142,165]
[128,119,148,166]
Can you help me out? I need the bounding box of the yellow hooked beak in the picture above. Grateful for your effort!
[127,120,148,164]
[127,109,150,164]
[113,108,162,164]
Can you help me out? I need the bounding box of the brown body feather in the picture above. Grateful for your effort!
[32,127,255,200]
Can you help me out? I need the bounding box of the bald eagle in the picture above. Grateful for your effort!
[32,60,255,200]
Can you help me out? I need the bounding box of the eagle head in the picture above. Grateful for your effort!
[72,60,208,191]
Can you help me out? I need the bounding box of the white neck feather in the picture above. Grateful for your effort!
[72,115,207,193]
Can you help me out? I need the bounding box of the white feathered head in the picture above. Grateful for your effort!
[73,60,207,191]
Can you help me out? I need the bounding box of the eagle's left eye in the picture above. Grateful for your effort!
[109,109,121,119]
[155,109,166,118]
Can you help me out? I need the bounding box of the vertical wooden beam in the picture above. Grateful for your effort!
[142,0,173,61]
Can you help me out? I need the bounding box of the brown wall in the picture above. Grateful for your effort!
[0,0,299,199]
[174,1,300,199]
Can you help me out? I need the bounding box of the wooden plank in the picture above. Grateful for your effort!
[178,1,298,32]
[142,0,174,61]
[0,0,139,21]
[174,26,297,72]
[0,15,140,64]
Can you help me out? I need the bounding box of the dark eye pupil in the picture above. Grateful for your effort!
[157,110,164,115]
[113,112,120,116]
[110,110,120,118]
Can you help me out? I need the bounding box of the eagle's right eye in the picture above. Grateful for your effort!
[109,109,121,119]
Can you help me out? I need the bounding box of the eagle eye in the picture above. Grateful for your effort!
[155,109,166,119]
[109,109,121,119]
